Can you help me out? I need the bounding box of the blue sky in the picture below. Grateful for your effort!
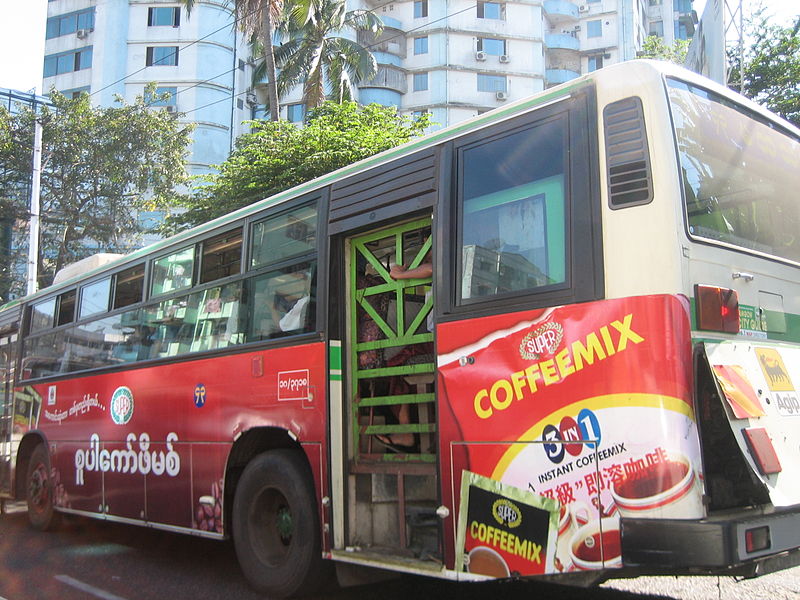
[0,0,797,95]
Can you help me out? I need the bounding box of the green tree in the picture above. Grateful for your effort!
[639,35,691,64]
[728,14,800,127]
[0,88,192,290]
[165,101,430,230]
[265,0,382,109]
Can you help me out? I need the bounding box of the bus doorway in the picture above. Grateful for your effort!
[0,328,18,501]
[342,217,441,562]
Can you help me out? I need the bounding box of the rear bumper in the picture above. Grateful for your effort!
[621,507,800,576]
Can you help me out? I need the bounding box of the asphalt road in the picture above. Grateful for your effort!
[1,501,797,600]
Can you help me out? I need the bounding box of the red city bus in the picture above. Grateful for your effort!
[2,61,800,596]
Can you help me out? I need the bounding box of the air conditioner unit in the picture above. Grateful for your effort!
[499,54,510,63]
[495,91,508,101]
[574,25,581,31]
[165,105,177,113]
[76,29,89,39]
[246,91,257,106]
[579,5,589,12]
[603,53,611,59]
[475,50,487,61]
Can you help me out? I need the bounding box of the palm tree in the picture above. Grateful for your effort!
[182,0,287,121]
[263,0,383,110]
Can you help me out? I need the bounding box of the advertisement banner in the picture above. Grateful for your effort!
[438,295,701,575]
[455,471,558,578]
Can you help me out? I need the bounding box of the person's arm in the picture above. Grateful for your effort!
[390,263,432,280]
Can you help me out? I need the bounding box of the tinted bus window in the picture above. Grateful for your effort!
[80,277,111,319]
[30,298,56,334]
[200,228,242,284]
[56,290,76,326]
[250,204,317,269]
[248,262,316,340]
[152,246,195,297]
[459,117,567,302]
[113,264,145,309]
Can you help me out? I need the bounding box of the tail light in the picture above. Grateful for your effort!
[695,284,739,334]
[745,525,771,553]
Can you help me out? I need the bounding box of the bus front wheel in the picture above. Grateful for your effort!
[26,444,60,531]
[233,449,326,598]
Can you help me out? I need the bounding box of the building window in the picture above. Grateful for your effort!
[59,86,91,99]
[649,20,664,37]
[414,1,428,18]
[477,73,507,92]
[43,47,93,77]
[148,7,180,27]
[587,20,602,38]
[649,0,663,4]
[287,103,305,123]
[413,72,428,91]
[239,59,246,71]
[477,38,506,56]
[674,21,689,39]
[412,109,430,120]
[414,36,428,55]
[588,55,604,72]
[45,8,95,39]
[587,0,601,3]
[477,2,504,19]
[146,46,179,67]
[146,86,178,106]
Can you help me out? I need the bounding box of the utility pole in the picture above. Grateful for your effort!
[724,0,745,93]
[26,115,43,296]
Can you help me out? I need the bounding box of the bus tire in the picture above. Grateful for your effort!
[232,449,326,598]
[26,444,60,531]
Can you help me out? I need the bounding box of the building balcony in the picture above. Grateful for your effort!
[545,33,580,51]
[358,26,406,59]
[543,0,580,25]
[359,65,407,94]
[546,68,580,85]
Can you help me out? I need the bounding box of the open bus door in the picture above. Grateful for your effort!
[0,321,19,503]
[335,216,442,567]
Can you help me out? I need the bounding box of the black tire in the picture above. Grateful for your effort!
[232,449,329,598]
[26,444,60,531]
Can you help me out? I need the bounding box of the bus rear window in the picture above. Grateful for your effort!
[458,117,567,302]
[668,79,800,263]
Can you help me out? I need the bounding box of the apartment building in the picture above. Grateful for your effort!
[42,0,255,176]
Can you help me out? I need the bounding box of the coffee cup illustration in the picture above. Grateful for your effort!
[568,517,622,570]
[555,501,591,571]
[466,545,510,578]
[610,453,703,519]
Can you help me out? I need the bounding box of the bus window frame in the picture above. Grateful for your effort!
[441,87,603,319]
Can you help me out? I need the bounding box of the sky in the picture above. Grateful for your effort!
[0,0,797,95]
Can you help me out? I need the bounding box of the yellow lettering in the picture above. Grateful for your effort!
[540,359,559,385]
[572,332,606,370]
[513,536,527,559]
[555,348,575,378]
[611,313,644,351]
[490,380,513,412]
[470,521,479,539]
[599,326,616,356]
[477,522,487,542]
[474,389,492,419]
[524,363,541,393]
[528,542,542,564]
[510,370,527,401]
[500,530,508,552]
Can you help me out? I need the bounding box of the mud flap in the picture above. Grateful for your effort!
[703,341,800,507]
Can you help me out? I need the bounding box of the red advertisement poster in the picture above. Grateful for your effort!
[438,295,701,575]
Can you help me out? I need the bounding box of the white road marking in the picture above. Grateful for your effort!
[54,575,128,600]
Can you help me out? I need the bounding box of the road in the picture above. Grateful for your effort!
[1,502,798,600]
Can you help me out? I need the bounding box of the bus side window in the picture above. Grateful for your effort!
[458,116,567,303]
[247,262,316,341]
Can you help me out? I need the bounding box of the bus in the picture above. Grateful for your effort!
[1,60,800,596]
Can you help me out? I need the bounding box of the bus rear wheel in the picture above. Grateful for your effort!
[26,444,60,531]
[233,449,327,598]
